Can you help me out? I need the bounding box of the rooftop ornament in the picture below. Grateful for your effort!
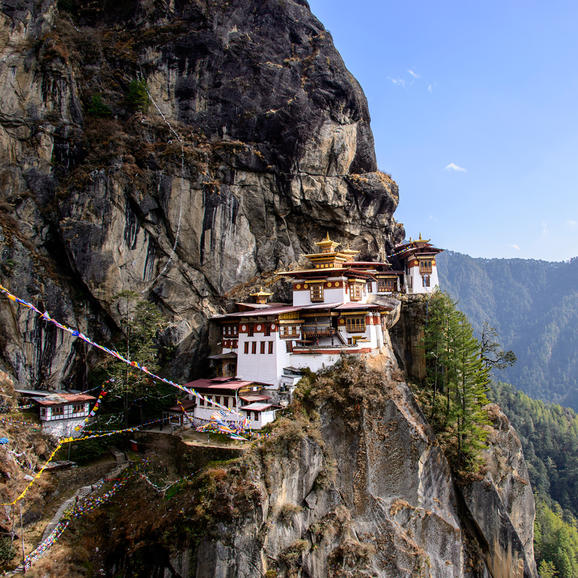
[250,287,273,304]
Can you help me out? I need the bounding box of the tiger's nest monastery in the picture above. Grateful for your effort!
[183,234,442,429]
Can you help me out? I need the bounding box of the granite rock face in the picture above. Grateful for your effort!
[459,403,538,577]
[0,0,403,387]
[102,354,537,577]
[185,359,538,577]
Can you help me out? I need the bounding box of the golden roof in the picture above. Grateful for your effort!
[250,287,273,297]
[314,232,340,253]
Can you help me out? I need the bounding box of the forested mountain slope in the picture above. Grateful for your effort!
[489,382,578,576]
[437,251,578,409]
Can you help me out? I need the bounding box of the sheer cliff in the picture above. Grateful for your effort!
[39,354,537,577]
[0,0,403,389]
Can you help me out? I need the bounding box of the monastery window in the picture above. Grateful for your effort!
[248,324,254,337]
[260,341,266,354]
[349,283,362,301]
[40,408,46,417]
[268,341,274,354]
[231,397,237,407]
[285,341,293,353]
[310,283,324,302]
[252,342,257,354]
[378,278,397,292]
[280,325,297,338]
[264,324,271,336]
[244,342,249,354]
[345,316,366,333]
[52,406,63,416]
[422,275,431,287]
[419,260,433,274]
[73,403,84,413]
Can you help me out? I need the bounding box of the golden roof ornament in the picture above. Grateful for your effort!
[250,286,273,304]
[314,232,340,254]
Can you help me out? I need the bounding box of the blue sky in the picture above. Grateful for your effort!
[307,0,578,261]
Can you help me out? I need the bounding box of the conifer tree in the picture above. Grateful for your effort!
[422,291,491,470]
[98,291,170,425]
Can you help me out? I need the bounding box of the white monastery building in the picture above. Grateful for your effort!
[213,234,442,387]
[181,233,443,430]
[34,393,96,438]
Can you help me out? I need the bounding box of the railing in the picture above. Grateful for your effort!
[302,327,336,337]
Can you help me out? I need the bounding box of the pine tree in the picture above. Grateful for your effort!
[421,291,491,471]
[98,291,170,425]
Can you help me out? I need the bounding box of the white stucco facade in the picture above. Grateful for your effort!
[405,262,440,294]
[41,416,87,439]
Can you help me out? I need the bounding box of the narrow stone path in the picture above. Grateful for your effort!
[11,452,130,573]
[40,458,128,541]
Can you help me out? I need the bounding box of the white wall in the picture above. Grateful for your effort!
[236,333,280,385]
[292,276,348,306]
[241,409,276,430]
[406,265,439,294]
[194,395,242,421]
[288,352,343,373]
[41,403,90,422]
[41,417,86,439]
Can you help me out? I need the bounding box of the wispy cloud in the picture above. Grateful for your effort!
[540,221,549,237]
[568,219,577,226]
[512,244,521,251]
[444,162,467,173]
[388,70,433,93]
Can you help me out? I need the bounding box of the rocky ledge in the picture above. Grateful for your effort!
[77,354,537,578]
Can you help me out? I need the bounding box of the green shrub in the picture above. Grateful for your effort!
[125,79,149,113]
[87,94,112,117]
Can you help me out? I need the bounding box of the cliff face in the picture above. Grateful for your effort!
[0,0,403,388]
[88,354,537,577]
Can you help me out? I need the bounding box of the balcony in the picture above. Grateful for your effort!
[302,326,336,338]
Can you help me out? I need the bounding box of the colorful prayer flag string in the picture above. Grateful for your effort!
[0,417,169,506]
[74,385,109,432]
[23,471,131,570]
[0,284,242,419]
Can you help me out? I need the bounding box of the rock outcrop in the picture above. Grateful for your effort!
[90,354,537,577]
[0,0,403,389]
[459,403,537,577]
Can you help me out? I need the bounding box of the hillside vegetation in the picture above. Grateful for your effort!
[437,252,578,409]
[489,382,578,576]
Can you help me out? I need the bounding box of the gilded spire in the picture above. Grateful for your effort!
[314,232,340,253]
[250,286,273,304]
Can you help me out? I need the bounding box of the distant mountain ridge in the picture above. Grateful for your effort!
[437,251,578,410]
